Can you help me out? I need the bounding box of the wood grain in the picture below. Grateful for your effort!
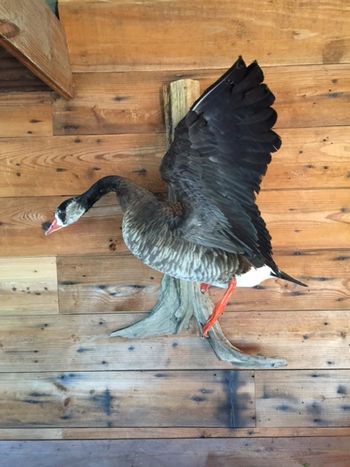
[0,134,166,197]
[1,437,350,467]
[0,189,348,257]
[0,311,349,371]
[1,426,350,440]
[52,65,350,135]
[1,0,350,446]
[0,257,58,315]
[0,0,73,98]
[1,127,349,197]
[0,92,52,137]
[256,370,350,427]
[57,250,350,314]
[0,370,254,428]
[59,0,350,71]
[57,255,161,313]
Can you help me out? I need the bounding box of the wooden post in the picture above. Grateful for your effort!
[111,79,287,369]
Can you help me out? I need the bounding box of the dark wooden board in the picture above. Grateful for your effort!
[0,0,73,98]
[1,437,350,466]
[0,370,254,428]
[256,370,350,427]
[0,47,49,92]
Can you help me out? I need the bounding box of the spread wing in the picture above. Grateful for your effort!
[160,57,281,269]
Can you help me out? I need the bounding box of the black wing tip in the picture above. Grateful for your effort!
[232,56,260,68]
[233,55,246,69]
[272,132,282,151]
[272,270,308,287]
[231,56,264,79]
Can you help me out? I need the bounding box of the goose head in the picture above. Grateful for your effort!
[45,197,86,235]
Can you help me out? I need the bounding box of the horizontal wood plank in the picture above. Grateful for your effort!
[0,311,349,370]
[52,66,350,135]
[0,257,58,315]
[59,0,350,70]
[1,426,350,440]
[57,250,350,313]
[1,127,349,197]
[1,437,350,466]
[256,370,350,427]
[0,92,52,137]
[0,370,254,428]
[58,255,161,313]
[0,189,348,256]
[0,134,166,197]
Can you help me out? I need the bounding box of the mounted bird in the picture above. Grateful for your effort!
[45,57,307,336]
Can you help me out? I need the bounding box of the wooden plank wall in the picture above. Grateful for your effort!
[0,0,349,464]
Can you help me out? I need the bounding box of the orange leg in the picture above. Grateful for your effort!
[200,283,211,294]
[202,278,237,337]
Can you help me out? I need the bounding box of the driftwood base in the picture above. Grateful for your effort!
[111,275,287,369]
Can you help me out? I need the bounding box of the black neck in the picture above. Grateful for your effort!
[78,176,139,212]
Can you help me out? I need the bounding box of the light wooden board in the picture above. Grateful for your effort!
[256,370,350,427]
[52,65,350,135]
[0,311,349,370]
[0,189,348,257]
[58,255,161,313]
[0,370,254,428]
[0,134,166,197]
[1,426,350,440]
[59,0,350,71]
[58,250,350,313]
[57,250,350,314]
[0,257,58,315]
[0,0,73,98]
[1,437,350,467]
[0,92,52,137]
[1,126,349,197]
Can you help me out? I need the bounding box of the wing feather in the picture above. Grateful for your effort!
[160,57,281,269]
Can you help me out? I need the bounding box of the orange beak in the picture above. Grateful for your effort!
[45,219,63,236]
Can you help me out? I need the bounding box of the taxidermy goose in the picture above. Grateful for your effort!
[45,57,306,336]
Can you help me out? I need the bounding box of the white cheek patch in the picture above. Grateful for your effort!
[235,265,273,287]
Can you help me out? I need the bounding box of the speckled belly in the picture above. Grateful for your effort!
[122,217,244,287]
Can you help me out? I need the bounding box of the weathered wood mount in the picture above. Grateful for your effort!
[112,78,286,369]
[112,275,287,368]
